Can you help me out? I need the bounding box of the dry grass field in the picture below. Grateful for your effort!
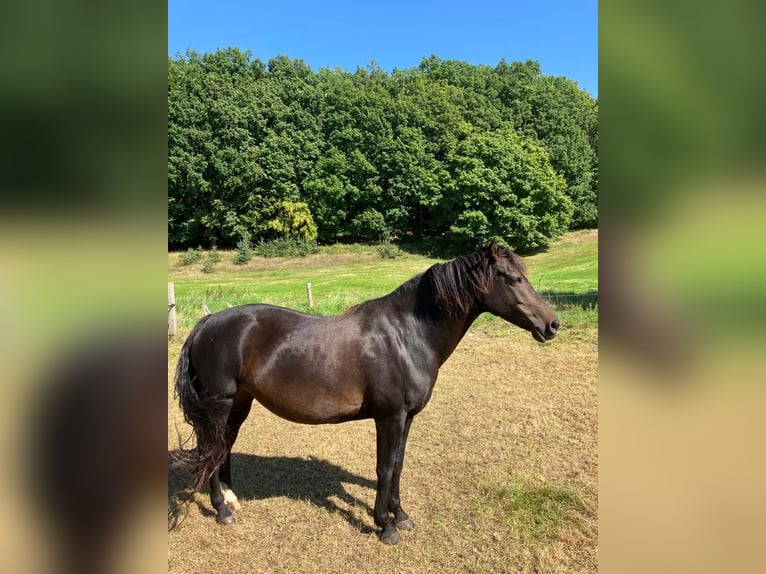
[168,329,597,573]
[168,234,597,573]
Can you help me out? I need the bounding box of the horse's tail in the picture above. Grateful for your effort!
[171,314,231,524]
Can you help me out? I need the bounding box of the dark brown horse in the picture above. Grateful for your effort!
[174,242,559,544]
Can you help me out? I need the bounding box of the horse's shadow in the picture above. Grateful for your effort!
[169,451,377,533]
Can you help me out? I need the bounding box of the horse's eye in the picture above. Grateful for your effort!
[506,275,522,286]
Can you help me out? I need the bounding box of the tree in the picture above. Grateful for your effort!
[438,128,573,251]
[168,50,596,248]
[525,76,597,228]
[267,201,318,241]
[168,49,268,246]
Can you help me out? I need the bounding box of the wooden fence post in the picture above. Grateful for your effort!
[306,283,314,309]
[168,282,177,337]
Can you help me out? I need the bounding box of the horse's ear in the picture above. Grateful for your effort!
[488,241,500,262]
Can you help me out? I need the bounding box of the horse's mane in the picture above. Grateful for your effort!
[424,245,527,318]
[340,244,527,319]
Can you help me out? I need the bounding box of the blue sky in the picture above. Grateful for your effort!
[168,0,597,97]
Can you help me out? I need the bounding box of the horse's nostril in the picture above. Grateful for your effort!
[550,320,560,333]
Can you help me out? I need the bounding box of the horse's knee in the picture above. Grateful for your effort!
[376,463,394,481]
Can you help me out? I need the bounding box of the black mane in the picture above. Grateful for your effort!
[423,245,527,318]
[424,250,491,318]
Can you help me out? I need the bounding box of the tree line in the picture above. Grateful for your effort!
[168,48,597,252]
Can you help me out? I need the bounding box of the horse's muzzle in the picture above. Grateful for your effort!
[533,319,560,342]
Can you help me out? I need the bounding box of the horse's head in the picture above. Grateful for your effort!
[481,241,559,343]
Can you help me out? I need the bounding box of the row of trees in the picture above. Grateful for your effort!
[168,49,597,251]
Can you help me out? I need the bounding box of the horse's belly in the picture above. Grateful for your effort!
[250,376,366,425]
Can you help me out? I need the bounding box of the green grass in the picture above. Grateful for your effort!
[170,256,430,330]
[527,232,598,294]
[168,230,598,332]
[475,474,586,542]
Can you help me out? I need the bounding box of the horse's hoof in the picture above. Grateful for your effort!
[217,514,236,526]
[395,518,414,531]
[380,527,401,545]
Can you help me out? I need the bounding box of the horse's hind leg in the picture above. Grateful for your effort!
[210,467,235,525]
[219,457,240,511]
[200,389,238,526]
[218,392,254,513]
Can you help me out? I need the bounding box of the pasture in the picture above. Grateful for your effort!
[168,230,597,573]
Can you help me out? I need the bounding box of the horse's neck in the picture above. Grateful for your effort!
[393,274,481,366]
[421,305,481,367]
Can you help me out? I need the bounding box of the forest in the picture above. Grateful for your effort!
[168,48,597,252]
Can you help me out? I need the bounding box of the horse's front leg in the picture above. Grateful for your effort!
[389,415,414,531]
[374,414,407,544]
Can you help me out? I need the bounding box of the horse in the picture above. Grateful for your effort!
[173,241,559,544]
